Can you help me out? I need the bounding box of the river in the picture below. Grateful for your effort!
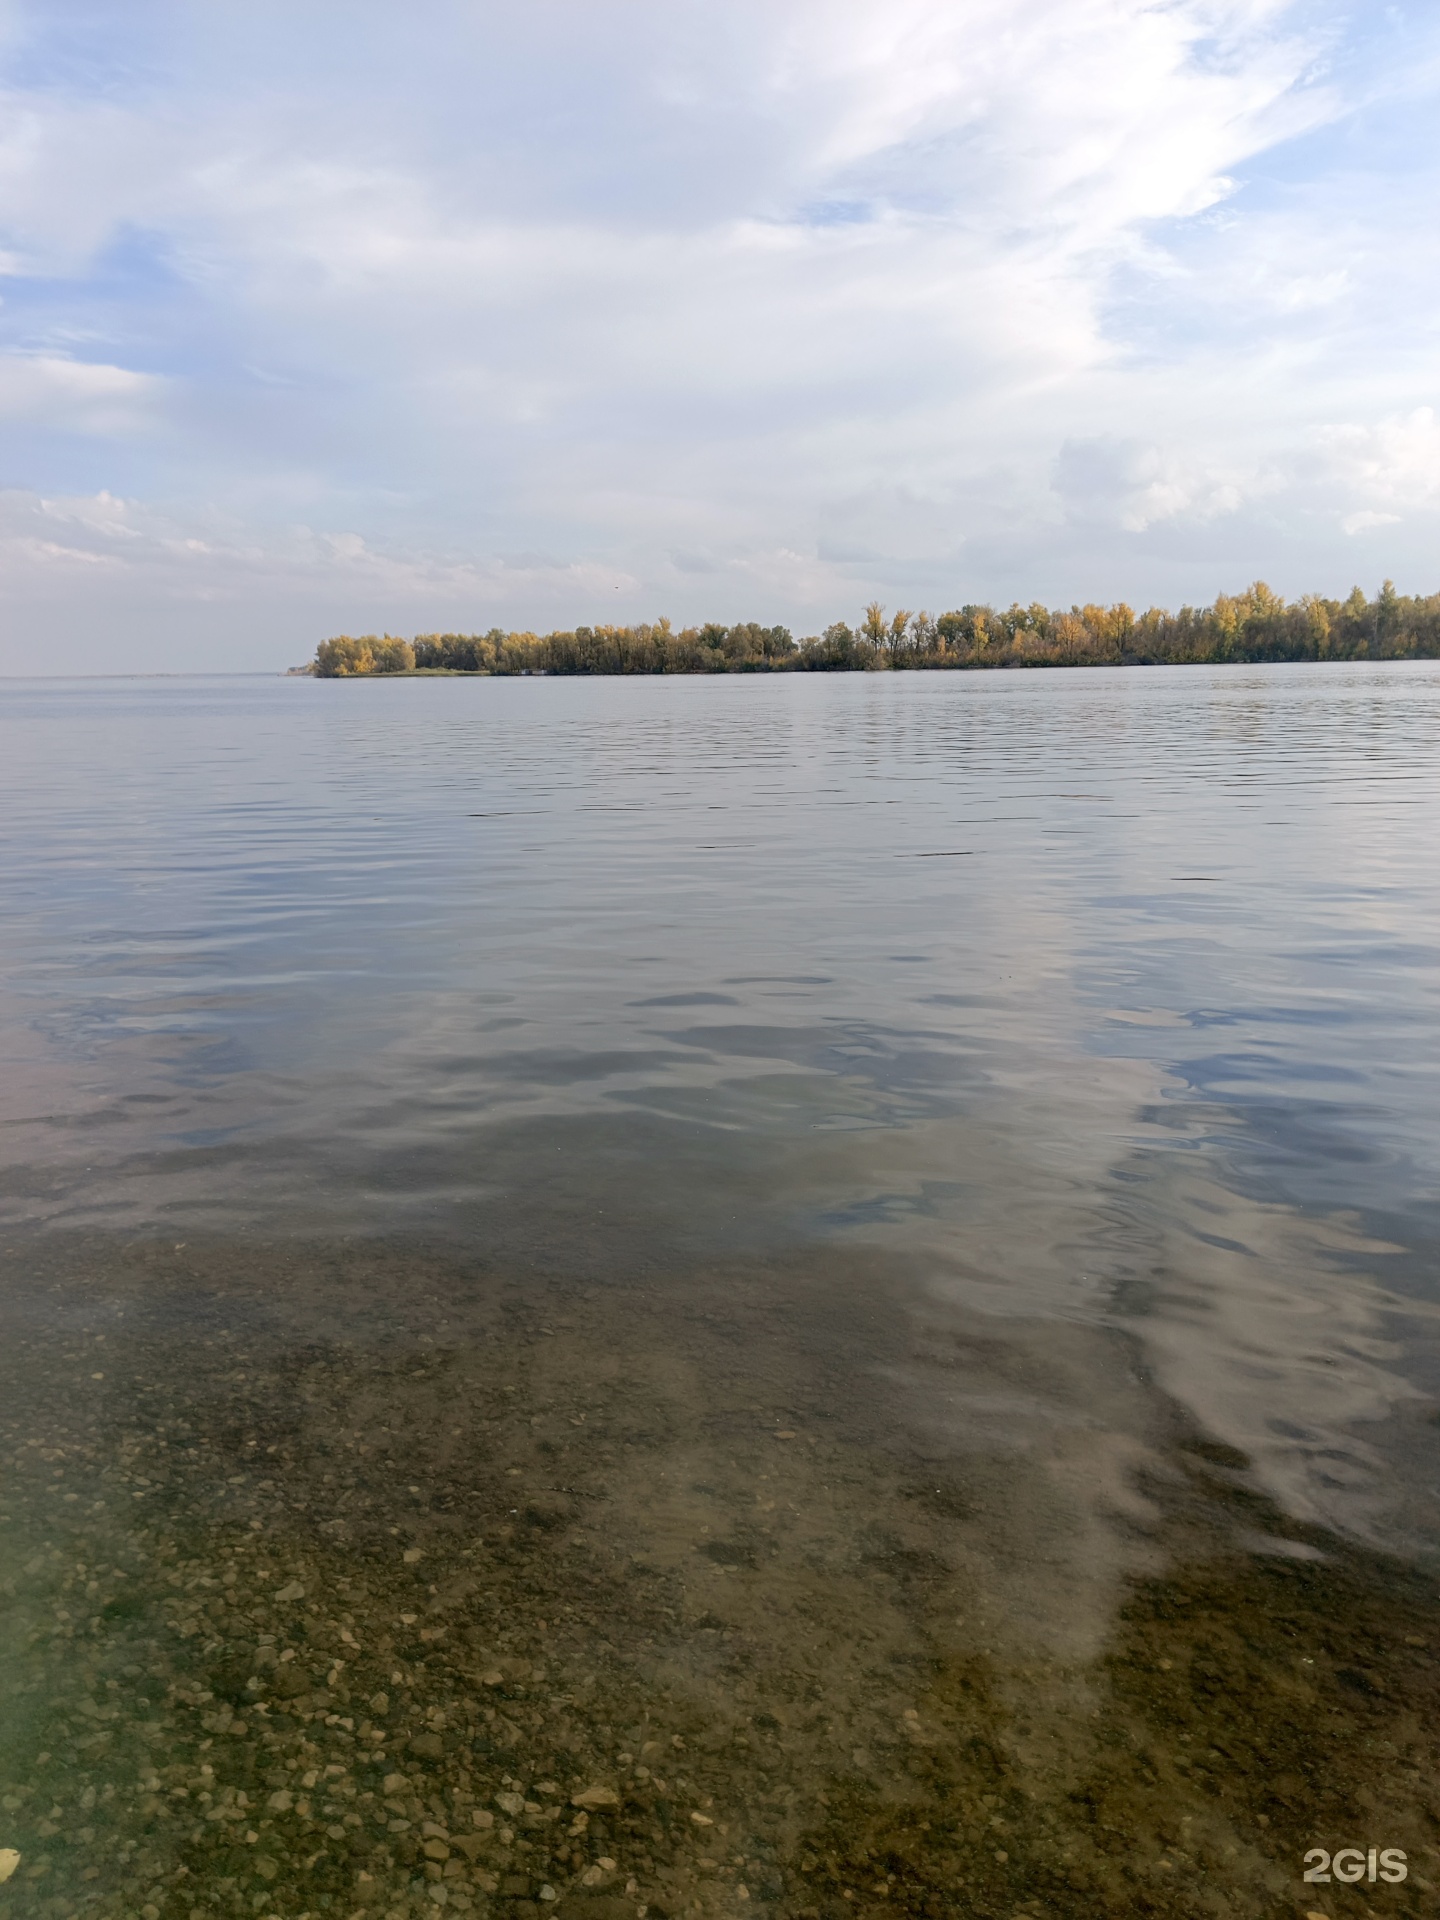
[2,664,1438,1919]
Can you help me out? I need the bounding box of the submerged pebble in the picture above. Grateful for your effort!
[2,1237,1438,1920]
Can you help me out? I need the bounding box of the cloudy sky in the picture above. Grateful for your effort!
[1,0,1438,671]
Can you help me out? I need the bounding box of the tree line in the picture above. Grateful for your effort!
[307,581,1440,677]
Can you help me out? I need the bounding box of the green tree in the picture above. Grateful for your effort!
[309,583,1440,679]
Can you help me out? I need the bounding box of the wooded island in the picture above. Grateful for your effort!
[305,580,1440,676]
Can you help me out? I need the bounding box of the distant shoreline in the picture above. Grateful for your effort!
[301,580,1440,677]
[286,659,1440,681]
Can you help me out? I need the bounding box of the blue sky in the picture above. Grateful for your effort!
[1,0,1438,670]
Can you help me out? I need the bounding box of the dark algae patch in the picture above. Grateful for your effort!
[797,1529,1440,1918]
[3,1235,1438,1920]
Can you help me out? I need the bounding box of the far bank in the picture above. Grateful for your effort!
[300,580,1440,678]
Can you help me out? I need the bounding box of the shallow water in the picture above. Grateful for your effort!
[1,665,1439,1920]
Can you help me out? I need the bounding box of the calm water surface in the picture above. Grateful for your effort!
[2,666,1439,1920]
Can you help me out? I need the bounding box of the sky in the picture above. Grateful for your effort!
[1,0,1438,672]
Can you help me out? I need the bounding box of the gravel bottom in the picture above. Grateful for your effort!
[2,1234,1439,1920]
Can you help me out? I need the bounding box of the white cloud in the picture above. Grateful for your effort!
[0,352,159,429]
[0,0,1437,667]
[1317,408,1440,519]
[1053,437,1252,532]
[0,483,648,625]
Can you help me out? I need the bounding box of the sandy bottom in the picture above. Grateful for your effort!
[2,1234,1438,1920]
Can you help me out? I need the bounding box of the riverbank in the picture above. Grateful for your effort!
[304,581,1440,677]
